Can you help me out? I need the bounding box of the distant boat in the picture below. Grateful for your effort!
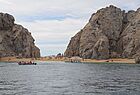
[18,62,37,65]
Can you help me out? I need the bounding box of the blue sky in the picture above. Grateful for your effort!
[0,0,140,56]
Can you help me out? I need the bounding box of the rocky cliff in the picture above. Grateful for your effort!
[65,5,140,59]
[0,13,40,58]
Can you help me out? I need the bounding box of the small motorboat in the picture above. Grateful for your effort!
[18,62,37,65]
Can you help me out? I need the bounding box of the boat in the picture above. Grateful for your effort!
[18,62,37,65]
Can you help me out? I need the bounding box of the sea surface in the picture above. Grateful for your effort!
[0,61,140,95]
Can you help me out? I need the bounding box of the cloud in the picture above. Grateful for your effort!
[0,0,13,5]
[1,0,140,18]
[0,0,95,19]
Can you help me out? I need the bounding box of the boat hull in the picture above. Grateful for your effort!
[18,63,37,65]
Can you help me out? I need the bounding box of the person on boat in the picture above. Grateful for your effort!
[21,61,24,64]
[18,61,21,65]
[25,62,28,64]
[29,61,32,64]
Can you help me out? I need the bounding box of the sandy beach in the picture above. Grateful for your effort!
[0,57,135,64]
[0,57,36,62]
[82,58,135,64]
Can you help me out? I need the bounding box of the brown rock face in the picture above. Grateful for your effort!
[65,5,140,59]
[0,13,40,58]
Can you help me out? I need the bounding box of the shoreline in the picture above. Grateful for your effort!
[82,59,135,64]
[0,57,135,64]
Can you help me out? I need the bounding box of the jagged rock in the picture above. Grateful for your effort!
[64,31,82,57]
[65,5,140,59]
[0,13,14,30]
[135,56,140,64]
[0,13,40,58]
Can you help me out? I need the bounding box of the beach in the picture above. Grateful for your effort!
[0,57,135,64]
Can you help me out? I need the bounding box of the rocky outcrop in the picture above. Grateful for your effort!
[0,13,40,58]
[135,56,140,64]
[65,5,140,59]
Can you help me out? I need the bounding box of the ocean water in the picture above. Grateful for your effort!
[0,61,140,95]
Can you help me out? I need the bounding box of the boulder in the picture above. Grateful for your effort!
[0,13,14,30]
[135,57,140,64]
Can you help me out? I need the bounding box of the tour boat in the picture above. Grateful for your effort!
[18,62,37,65]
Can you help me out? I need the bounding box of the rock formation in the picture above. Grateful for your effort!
[65,5,140,59]
[0,13,40,58]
